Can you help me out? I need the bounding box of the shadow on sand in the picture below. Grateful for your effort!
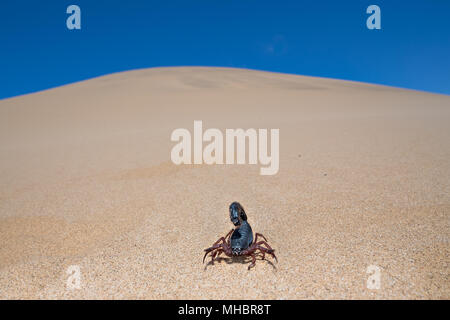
[203,253,277,271]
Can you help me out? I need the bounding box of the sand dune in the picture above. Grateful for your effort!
[0,67,449,299]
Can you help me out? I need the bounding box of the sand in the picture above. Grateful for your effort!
[0,67,449,299]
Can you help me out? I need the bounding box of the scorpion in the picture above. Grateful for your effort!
[203,202,277,270]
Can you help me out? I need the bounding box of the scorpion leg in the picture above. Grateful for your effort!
[203,241,232,263]
[255,239,272,248]
[256,245,277,262]
[203,243,222,263]
[207,244,232,263]
[210,249,225,263]
[247,253,257,270]
[203,230,234,263]
[259,251,266,261]
[240,246,258,270]
[224,229,233,245]
[254,233,268,243]
[210,230,234,249]
[255,240,275,253]
[252,234,275,260]
[211,236,226,247]
[211,248,223,259]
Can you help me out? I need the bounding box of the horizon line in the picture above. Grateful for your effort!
[1,65,448,101]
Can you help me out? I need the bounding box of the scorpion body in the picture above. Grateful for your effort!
[230,220,253,255]
[203,202,277,270]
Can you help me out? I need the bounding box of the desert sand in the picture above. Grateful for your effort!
[0,67,449,299]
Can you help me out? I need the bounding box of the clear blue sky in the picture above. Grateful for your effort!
[1,0,449,99]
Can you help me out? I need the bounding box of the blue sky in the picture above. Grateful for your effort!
[1,0,449,99]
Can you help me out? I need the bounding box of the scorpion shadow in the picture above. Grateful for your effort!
[203,253,277,271]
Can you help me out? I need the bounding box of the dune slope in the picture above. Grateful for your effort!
[0,67,449,299]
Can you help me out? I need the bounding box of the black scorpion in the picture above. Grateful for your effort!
[203,202,277,270]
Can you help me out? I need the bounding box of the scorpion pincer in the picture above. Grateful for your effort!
[203,202,277,270]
